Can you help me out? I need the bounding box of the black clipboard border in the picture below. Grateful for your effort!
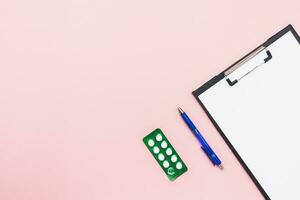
[192,24,300,200]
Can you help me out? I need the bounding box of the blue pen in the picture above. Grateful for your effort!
[178,107,223,169]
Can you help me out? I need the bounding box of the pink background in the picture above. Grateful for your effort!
[0,0,299,199]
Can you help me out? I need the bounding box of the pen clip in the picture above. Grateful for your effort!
[201,146,218,165]
[224,46,273,86]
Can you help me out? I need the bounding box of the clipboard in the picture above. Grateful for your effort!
[193,24,300,200]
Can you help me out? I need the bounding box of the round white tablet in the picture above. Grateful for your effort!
[176,162,183,169]
[147,139,155,147]
[161,141,167,148]
[166,148,172,156]
[153,146,160,154]
[156,134,162,141]
[171,155,177,162]
[158,153,165,161]
[163,160,170,168]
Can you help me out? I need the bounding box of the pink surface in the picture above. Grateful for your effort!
[0,0,299,199]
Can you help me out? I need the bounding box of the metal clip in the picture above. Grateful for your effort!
[225,46,273,86]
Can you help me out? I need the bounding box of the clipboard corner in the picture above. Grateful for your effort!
[192,72,224,98]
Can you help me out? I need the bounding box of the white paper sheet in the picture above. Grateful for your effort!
[198,31,300,200]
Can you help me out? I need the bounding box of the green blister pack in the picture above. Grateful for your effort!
[143,128,188,181]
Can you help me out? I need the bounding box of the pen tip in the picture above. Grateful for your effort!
[177,107,184,114]
[218,164,224,170]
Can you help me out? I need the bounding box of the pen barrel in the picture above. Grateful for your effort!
[181,113,208,146]
[194,129,221,165]
[181,112,221,166]
[181,112,197,131]
[194,129,210,147]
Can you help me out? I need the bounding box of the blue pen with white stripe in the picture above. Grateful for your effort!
[178,107,223,170]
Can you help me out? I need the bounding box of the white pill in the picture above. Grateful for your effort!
[166,148,172,156]
[158,153,165,161]
[153,146,160,154]
[163,160,170,168]
[148,139,155,147]
[176,162,183,169]
[156,134,162,141]
[161,141,167,148]
[171,155,177,162]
